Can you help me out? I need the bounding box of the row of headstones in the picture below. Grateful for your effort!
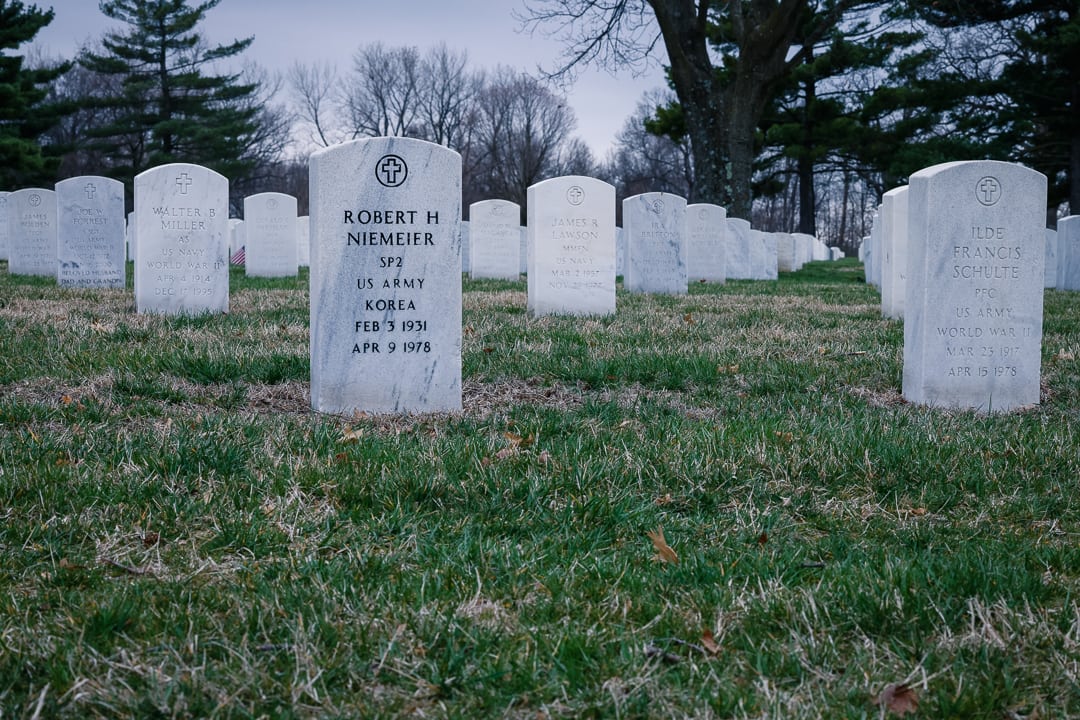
[463,198,841,286]
[0,173,313,305]
[861,188,1080,322]
[856,160,1067,413]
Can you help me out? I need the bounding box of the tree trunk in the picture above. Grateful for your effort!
[798,61,816,235]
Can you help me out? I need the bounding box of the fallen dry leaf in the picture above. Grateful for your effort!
[683,313,694,324]
[910,507,927,516]
[1056,348,1076,361]
[654,494,674,506]
[143,531,160,547]
[701,629,721,655]
[58,558,85,571]
[340,427,364,442]
[773,431,794,443]
[647,527,679,564]
[756,531,769,546]
[537,450,552,465]
[872,682,919,716]
[503,431,535,448]
[494,446,517,460]
[60,395,73,406]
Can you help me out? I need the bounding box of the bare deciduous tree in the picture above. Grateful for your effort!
[344,43,423,138]
[468,66,595,214]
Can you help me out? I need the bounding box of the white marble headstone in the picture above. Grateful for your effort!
[748,229,770,280]
[134,163,229,314]
[459,221,470,274]
[527,175,616,316]
[469,199,520,280]
[624,192,687,294]
[309,137,462,414]
[0,192,9,261]
[1059,215,1080,291]
[56,176,126,288]
[519,226,528,274]
[297,216,310,267]
[615,226,625,277]
[686,203,726,283]
[7,189,57,277]
[126,211,136,262]
[881,186,909,320]
[903,160,1046,412]
[776,233,797,272]
[762,232,778,280]
[244,192,298,278]
[1044,228,1058,289]
[726,218,752,279]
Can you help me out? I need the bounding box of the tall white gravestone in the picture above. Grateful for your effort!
[687,203,726,283]
[624,192,687,294]
[527,176,616,316]
[309,137,462,414]
[134,163,229,314]
[8,189,57,277]
[244,192,298,277]
[903,160,1046,412]
[469,199,521,280]
[56,176,126,288]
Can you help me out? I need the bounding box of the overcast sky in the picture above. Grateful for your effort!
[32,0,670,159]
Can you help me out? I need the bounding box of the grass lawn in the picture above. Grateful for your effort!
[1,258,1079,718]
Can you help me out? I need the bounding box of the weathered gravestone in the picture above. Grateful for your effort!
[903,160,1046,412]
[309,137,462,414]
[527,175,616,316]
[459,221,470,273]
[867,213,882,288]
[777,232,798,272]
[0,192,9,262]
[244,192,298,277]
[519,226,528,275]
[748,229,778,281]
[881,186,909,319]
[1044,228,1058,289]
[8,189,57,277]
[763,233,778,280]
[134,163,229,314]
[687,203,726,283]
[1059,215,1080,291]
[615,226,625,277]
[624,192,687,294]
[469,199,520,280]
[56,176,126,288]
[726,218,752,279]
[297,216,310,267]
[126,211,136,262]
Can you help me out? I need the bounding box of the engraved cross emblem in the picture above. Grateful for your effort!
[566,186,585,206]
[176,173,193,194]
[85,183,97,199]
[976,177,1001,206]
[376,155,408,187]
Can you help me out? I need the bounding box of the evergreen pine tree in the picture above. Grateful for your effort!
[0,0,71,187]
[80,0,261,185]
